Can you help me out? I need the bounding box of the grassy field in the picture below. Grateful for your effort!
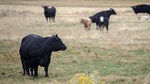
[0,0,150,84]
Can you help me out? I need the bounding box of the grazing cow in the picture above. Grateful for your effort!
[131,4,150,19]
[89,8,116,30]
[99,16,109,33]
[80,17,92,30]
[131,4,150,15]
[19,34,67,77]
[42,5,56,22]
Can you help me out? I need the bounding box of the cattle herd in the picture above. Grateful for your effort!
[19,4,150,77]
[81,4,150,33]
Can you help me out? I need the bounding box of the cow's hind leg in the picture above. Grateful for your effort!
[44,65,49,77]
[106,25,109,33]
[46,17,48,22]
[102,25,105,31]
[21,60,26,76]
[30,65,33,76]
[99,25,102,31]
[49,17,52,22]
[88,24,91,30]
[52,17,55,22]
[24,64,30,76]
[23,67,25,76]
[96,25,99,30]
[33,65,38,77]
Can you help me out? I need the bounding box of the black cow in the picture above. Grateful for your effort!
[131,4,150,15]
[42,6,56,22]
[98,16,109,33]
[19,34,67,77]
[89,8,116,30]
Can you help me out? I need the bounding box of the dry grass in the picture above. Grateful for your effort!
[0,0,150,84]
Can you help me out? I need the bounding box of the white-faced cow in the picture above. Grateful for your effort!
[131,4,150,19]
[19,34,67,77]
[89,8,116,31]
[42,5,56,22]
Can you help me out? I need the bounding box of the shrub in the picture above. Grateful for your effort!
[50,71,106,84]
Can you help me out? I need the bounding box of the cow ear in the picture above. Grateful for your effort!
[55,34,58,37]
[55,34,59,40]
[42,6,44,8]
[110,8,113,10]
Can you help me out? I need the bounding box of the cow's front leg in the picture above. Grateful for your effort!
[44,65,49,77]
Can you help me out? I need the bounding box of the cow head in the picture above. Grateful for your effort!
[131,6,138,14]
[80,18,84,23]
[110,8,117,15]
[51,34,67,51]
[42,5,49,11]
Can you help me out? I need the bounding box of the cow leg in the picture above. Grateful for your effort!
[44,65,49,77]
[33,65,38,77]
[52,17,54,22]
[102,25,105,31]
[84,24,87,31]
[46,18,48,22]
[102,26,104,31]
[30,65,33,76]
[137,14,141,20]
[52,17,55,22]
[106,25,109,33]
[49,18,51,22]
[99,26,101,31]
[53,17,55,22]
[87,26,89,30]
[99,25,102,31]
[96,22,100,30]
[96,25,99,30]
[25,64,30,76]
[23,67,25,76]
[88,24,91,30]
[21,60,26,76]
[85,28,87,31]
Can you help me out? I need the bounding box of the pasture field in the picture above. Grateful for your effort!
[0,0,150,84]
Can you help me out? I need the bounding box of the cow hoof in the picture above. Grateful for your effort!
[34,74,38,77]
[45,75,49,77]
[27,73,30,76]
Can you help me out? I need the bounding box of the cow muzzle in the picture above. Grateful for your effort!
[63,46,67,51]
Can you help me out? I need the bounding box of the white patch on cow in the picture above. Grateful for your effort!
[100,17,104,22]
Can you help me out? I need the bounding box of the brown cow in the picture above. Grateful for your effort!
[80,17,92,30]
